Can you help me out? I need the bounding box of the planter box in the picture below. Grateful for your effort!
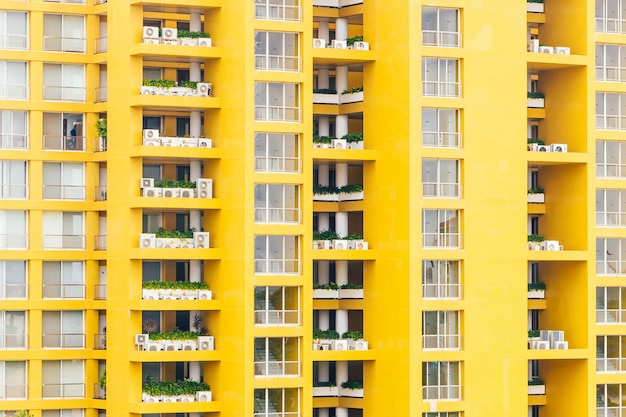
[143,393,161,403]
[339,387,364,398]
[182,290,198,299]
[313,93,339,104]
[527,193,544,204]
[332,139,347,149]
[340,288,363,299]
[339,191,363,201]
[528,289,545,299]
[528,385,545,395]
[313,289,339,299]
[340,91,364,104]
[527,2,544,13]
[313,193,340,202]
[143,289,160,300]
[347,141,364,150]
[180,38,198,46]
[527,98,545,108]
[333,239,349,250]
[313,240,333,250]
[179,394,195,402]
[313,385,339,397]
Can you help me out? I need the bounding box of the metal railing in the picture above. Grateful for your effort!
[597,358,626,373]
[0,284,27,299]
[254,106,301,123]
[0,334,27,349]
[42,333,85,348]
[43,135,86,151]
[254,157,300,173]
[597,163,626,178]
[0,34,29,50]
[45,0,87,3]
[254,310,300,326]
[94,284,106,300]
[43,36,86,53]
[0,84,29,100]
[0,384,27,399]
[95,37,107,53]
[596,66,626,83]
[254,259,301,275]
[422,385,461,400]
[255,55,301,72]
[95,185,107,201]
[422,182,461,198]
[254,2,301,22]
[95,86,107,102]
[0,134,28,149]
[94,334,106,350]
[0,234,28,250]
[422,233,462,249]
[42,234,85,250]
[422,132,461,148]
[422,283,462,300]
[42,284,85,299]
[0,184,28,199]
[255,208,301,224]
[43,86,86,102]
[422,334,462,350]
[254,361,300,377]
[597,114,626,130]
[95,235,107,250]
[42,184,86,200]
[597,212,626,227]
[42,383,85,398]
[422,30,461,48]
[422,81,462,98]
[597,309,626,324]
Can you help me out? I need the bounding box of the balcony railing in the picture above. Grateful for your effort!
[95,37,107,53]
[254,208,301,224]
[43,37,86,53]
[43,86,86,102]
[422,182,461,198]
[43,135,86,151]
[597,212,626,227]
[42,284,85,299]
[597,163,626,178]
[42,234,85,250]
[596,66,626,83]
[254,310,300,326]
[422,385,461,400]
[0,84,29,100]
[0,34,29,50]
[255,55,301,72]
[42,184,86,200]
[42,383,85,398]
[0,334,27,349]
[422,233,461,248]
[94,284,106,300]
[94,333,106,350]
[254,259,301,275]
[254,1,301,21]
[0,384,27,399]
[0,234,28,249]
[45,0,87,3]
[95,235,107,250]
[422,131,461,148]
[0,284,27,299]
[95,185,107,201]
[254,157,300,173]
[422,81,461,98]
[0,184,28,199]
[422,30,461,48]
[254,361,300,377]
[422,334,462,350]
[422,283,462,299]
[42,333,85,348]
[597,309,626,324]
[596,18,626,34]
[597,358,626,373]
[254,106,301,123]
[95,86,107,102]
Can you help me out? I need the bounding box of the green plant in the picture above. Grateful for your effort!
[342,330,363,340]
[313,135,335,144]
[528,379,544,385]
[340,283,363,289]
[342,132,363,143]
[142,280,210,290]
[528,234,544,242]
[340,380,363,389]
[346,35,363,46]
[143,79,177,88]
[177,30,211,39]
[95,118,107,138]
[528,282,546,291]
[340,184,363,193]
[313,328,340,340]
[179,80,198,89]
[155,228,196,239]
[527,138,545,145]
[313,88,337,94]
[313,229,340,240]
[147,327,202,340]
[142,377,210,396]
[528,329,540,338]
[346,234,364,240]
[313,282,339,290]
[99,370,106,391]
[528,187,544,194]
[527,92,545,99]
[313,185,340,195]
[313,381,336,387]
[342,86,363,94]
[14,411,33,417]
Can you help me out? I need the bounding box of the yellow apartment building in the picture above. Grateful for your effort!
[0,0,616,416]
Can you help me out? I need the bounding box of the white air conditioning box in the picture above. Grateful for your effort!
[554,340,569,349]
[198,289,212,300]
[135,334,149,348]
[313,38,326,48]
[543,240,560,251]
[180,189,195,198]
[140,233,156,248]
[182,341,197,350]
[196,391,212,402]
[197,83,212,97]
[551,144,568,152]
[161,27,178,40]
[143,26,159,39]
[142,187,162,197]
[198,336,215,350]
[140,178,154,188]
[162,188,180,198]
[197,178,213,198]
[143,129,159,139]
[353,41,369,50]
[537,145,551,152]
[534,340,550,349]
[143,38,160,45]
[539,46,554,54]
[333,340,348,350]
[332,139,347,149]
[194,231,210,248]
[143,138,160,146]
[198,138,212,148]
[555,46,570,55]
[528,39,539,53]
[198,38,212,47]
[331,39,347,49]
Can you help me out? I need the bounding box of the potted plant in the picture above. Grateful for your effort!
[339,380,364,397]
[528,282,546,299]
[313,328,339,350]
[14,411,33,417]
[342,330,368,350]
[313,88,339,104]
[527,234,544,250]
[313,135,335,149]
[99,370,106,399]
[339,184,364,201]
[154,228,196,248]
[528,378,545,395]
[142,280,211,300]
[339,283,363,299]
[313,185,340,202]
[527,137,545,151]
[346,234,367,250]
[527,92,545,108]
[95,118,107,151]
[527,187,545,203]
[313,228,340,249]
[527,0,544,13]
[343,132,363,150]
[313,381,338,397]
[340,86,364,104]
[313,282,339,299]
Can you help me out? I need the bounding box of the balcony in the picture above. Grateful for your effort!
[42,283,85,299]
[422,283,462,299]
[255,55,300,72]
[313,284,363,299]
[0,384,27,399]
[140,178,212,199]
[422,334,461,350]
[43,135,86,151]
[313,185,363,202]
[0,84,29,100]
[528,380,545,395]
[142,27,212,47]
[139,231,210,249]
[312,88,363,105]
[254,259,301,275]
[255,208,300,224]
[95,235,107,250]
[312,330,368,351]
[422,233,461,249]
[422,182,461,198]
[142,283,212,301]
[94,284,106,300]
[527,236,563,251]
[422,30,461,48]
[0,283,27,299]
[254,106,301,123]
[255,0,301,21]
[95,186,107,201]
[254,156,300,173]
[254,310,300,326]
[95,86,107,103]
[422,81,461,98]
[142,381,212,403]
[528,330,569,350]
[526,0,544,13]
[42,235,85,250]
[135,333,214,352]
[140,81,212,98]
[94,334,106,350]
[95,37,107,53]
[312,0,363,7]
[0,333,27,349]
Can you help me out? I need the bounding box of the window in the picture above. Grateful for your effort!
[254,388,300,417]
[597,238,626,275]
[0,210,27,249]
[597,140,626,178]
[422,58,461,98]
[423,414,460,417]
[422,210,461,248]
[254,82,300,123]
[43,112,84,151]
[254,235,301,275]
[596,0,626,33]
[0,110,28,149]
[254,286,300,326]
[43,162,85,200]
[422,108,461,148]
[42,360,84,398]
[42,261,84,299]
[43,63,85,102]
[255,31,300,72]
[422,8,461,47]
[0,61,27,99]
[597,44,626,82]
[423,260,461,299]
[254,133,300,173]
[597,384,626,417]
[597,335,626,372]
[255,0,301,22]
[0,161,27,199]
[255,184,300,223]
[0,361,26,399]
[254,337,300,377]
[0,311,26,349]
[596,92,626,130]
[423,311,461,350]
[597,287,626,323]
[42,411,84,417]
[0,261,26,299]
[42,311,84,348]
[0,11,28,50]
[422,361,461,400]
[597,189,626,226]
[422,159,461,198]
[43,14,85,53]
[42,211,84,250]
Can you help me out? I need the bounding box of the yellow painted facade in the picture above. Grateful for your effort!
[0,0,613,416]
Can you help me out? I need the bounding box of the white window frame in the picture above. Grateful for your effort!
[423,413,460,417]
[43,14,86,53]
[42,359,84,398]
[254,82,301,123]
[42,162,85,200]
[42,261,85,299]
[422,159,461,198]
[254,286,301,326]
[422,311,461,350]
[597,384,626,417]
[0,311,26,349]
[0,261,27,299]
[42,310,85,348]
[597,335,626,372]
[422,58,461,98]
[596,0,626,33]
[0,110,28,149]
[597,44,626,82]
[0,361,27,399]
[255,184,300,224]
[597,238,626,275]
[597,140,626,178]
[0,61,28,100]
[422,361,461,400]
[254,0,301,22]
[254,388,300,417]
[42,211,85,250]
[422,260,461,299]
[254,133,300,173]
[43,63,85,102]
[596,92,626,130]
[0,161,27,199]
[422,108,461,148]
[597,286,626,323]
[254,235,301,275]
[0,11,28,50]
[255,31,300,72]
[422,7,461,47]
[0,210,27,250]
[42,411,84,417]
[254,337,301,377]
[597,189,626,226]
[422,209,461,248]
[42,112,84,151]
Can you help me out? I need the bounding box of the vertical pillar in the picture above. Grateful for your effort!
[336,66,348,94]
[318,21,330,43]
[335,18,348,41]
[336,361,349,417]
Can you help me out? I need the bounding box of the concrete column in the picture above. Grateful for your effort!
[318,68,329,89]
[335,18,348,41]
[318,164,330,186]
[336,309,348,335]
[190,112,202,138]
[318,261,329,285]
[190,12,201,32]
[318,21,330,43]
[336,212,348,238]
[318,116,330,137]
[336,261,348,287]
[336,115,348,139]
[336,361,349,411]
[336,66,348,94]
[336,163,348,188]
